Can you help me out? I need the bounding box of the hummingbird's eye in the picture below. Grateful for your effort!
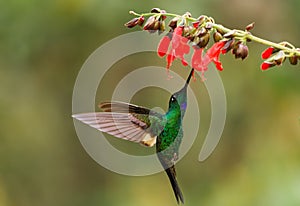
[171,96,176,102]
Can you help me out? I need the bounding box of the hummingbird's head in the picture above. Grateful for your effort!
[168,68,194,118]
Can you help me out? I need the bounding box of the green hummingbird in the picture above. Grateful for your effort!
[72,68,194,204]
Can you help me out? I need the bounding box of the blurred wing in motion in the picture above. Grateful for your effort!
[72,101,165,147]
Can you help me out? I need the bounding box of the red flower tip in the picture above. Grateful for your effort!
[261,47,274,59]
[166,53,175,69]
[157,35,171,57]
[261,62,274,70]
[181,59,189,66]
[192,21,200,28]
[214,60,224,71]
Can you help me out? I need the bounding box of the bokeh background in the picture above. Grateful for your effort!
[1,0,300,205]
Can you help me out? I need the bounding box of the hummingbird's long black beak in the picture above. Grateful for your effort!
[185,68,194,86]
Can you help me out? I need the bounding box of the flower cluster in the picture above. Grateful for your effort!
[125,8,300,80]
[261,44,300,70]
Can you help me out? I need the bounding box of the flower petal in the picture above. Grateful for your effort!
[157,35,171,57]
[261,47,274,59]
[260,62,274,70]
[213,59,224,71]
[166,53,176,69]
[181,59,188,66]
[206,41,226,59]
[192,47,203,68]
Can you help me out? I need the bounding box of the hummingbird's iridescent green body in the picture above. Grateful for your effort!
[155,69,192,204]
[73,68,194,204]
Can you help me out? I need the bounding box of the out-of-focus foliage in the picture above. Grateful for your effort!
[0,0,299,206]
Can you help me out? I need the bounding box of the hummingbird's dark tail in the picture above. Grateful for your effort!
[165,166,184,204]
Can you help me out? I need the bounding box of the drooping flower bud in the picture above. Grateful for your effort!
[197,15,206,25]
[159,21,166,33]
[196,27,208,37]
[153,21,160,30]
[221,39,235,54]
[168,17,179,30]
[213,32,223,42]
[183,26,194,40]
[205,22,213,30]
[160,10,167,20]
[137,16,145,26]
[233,43,249,60]
[124,18,140,28]
[216,28,225,35]
[289,55,298,65]
[150,8,161,13]
[245,22,255,31]
[197,33,210,48]
[184,12,192,18]
[143,16,157,31]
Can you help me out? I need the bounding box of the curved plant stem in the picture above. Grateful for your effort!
[129,11,300,56]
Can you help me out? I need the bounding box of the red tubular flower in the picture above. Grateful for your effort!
[261,47,274,59]
[209,41,226,71]
[192,41,225,71]
[171,27,190,65]
[157,34,171,57]
[191,41,226,80]
[206,41,226,59]
[157,26,190,69]
[191,47,204,71]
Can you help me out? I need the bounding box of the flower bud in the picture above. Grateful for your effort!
[216,28,225,35]
[124,18,140,28]
[196,27,208,37]
[213,32,223,42]
[289,55,298,65]
[197,32,210,48]
[245,22,255,31]
[238,44,249,60]
[233,42,248,60]
[168,17,179,30]
[153,21,160,30]
[161,10,167,20]
[159,21,166,32]
[197,15,206,25]
[205,22,213,30]
[183,26,194,39]
[137,16,145,26]
[184,12,192,18]
[143,16,157,31]
[151,8,161,13]
[221,39,235,53]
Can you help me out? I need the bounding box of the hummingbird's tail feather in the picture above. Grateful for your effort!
[165,166,184,204]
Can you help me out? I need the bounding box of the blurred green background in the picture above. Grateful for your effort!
[1,0,300,205]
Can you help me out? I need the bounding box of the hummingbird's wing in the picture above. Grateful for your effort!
[72,101,165,147]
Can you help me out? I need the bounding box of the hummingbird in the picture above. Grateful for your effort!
[72,68,194,204]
